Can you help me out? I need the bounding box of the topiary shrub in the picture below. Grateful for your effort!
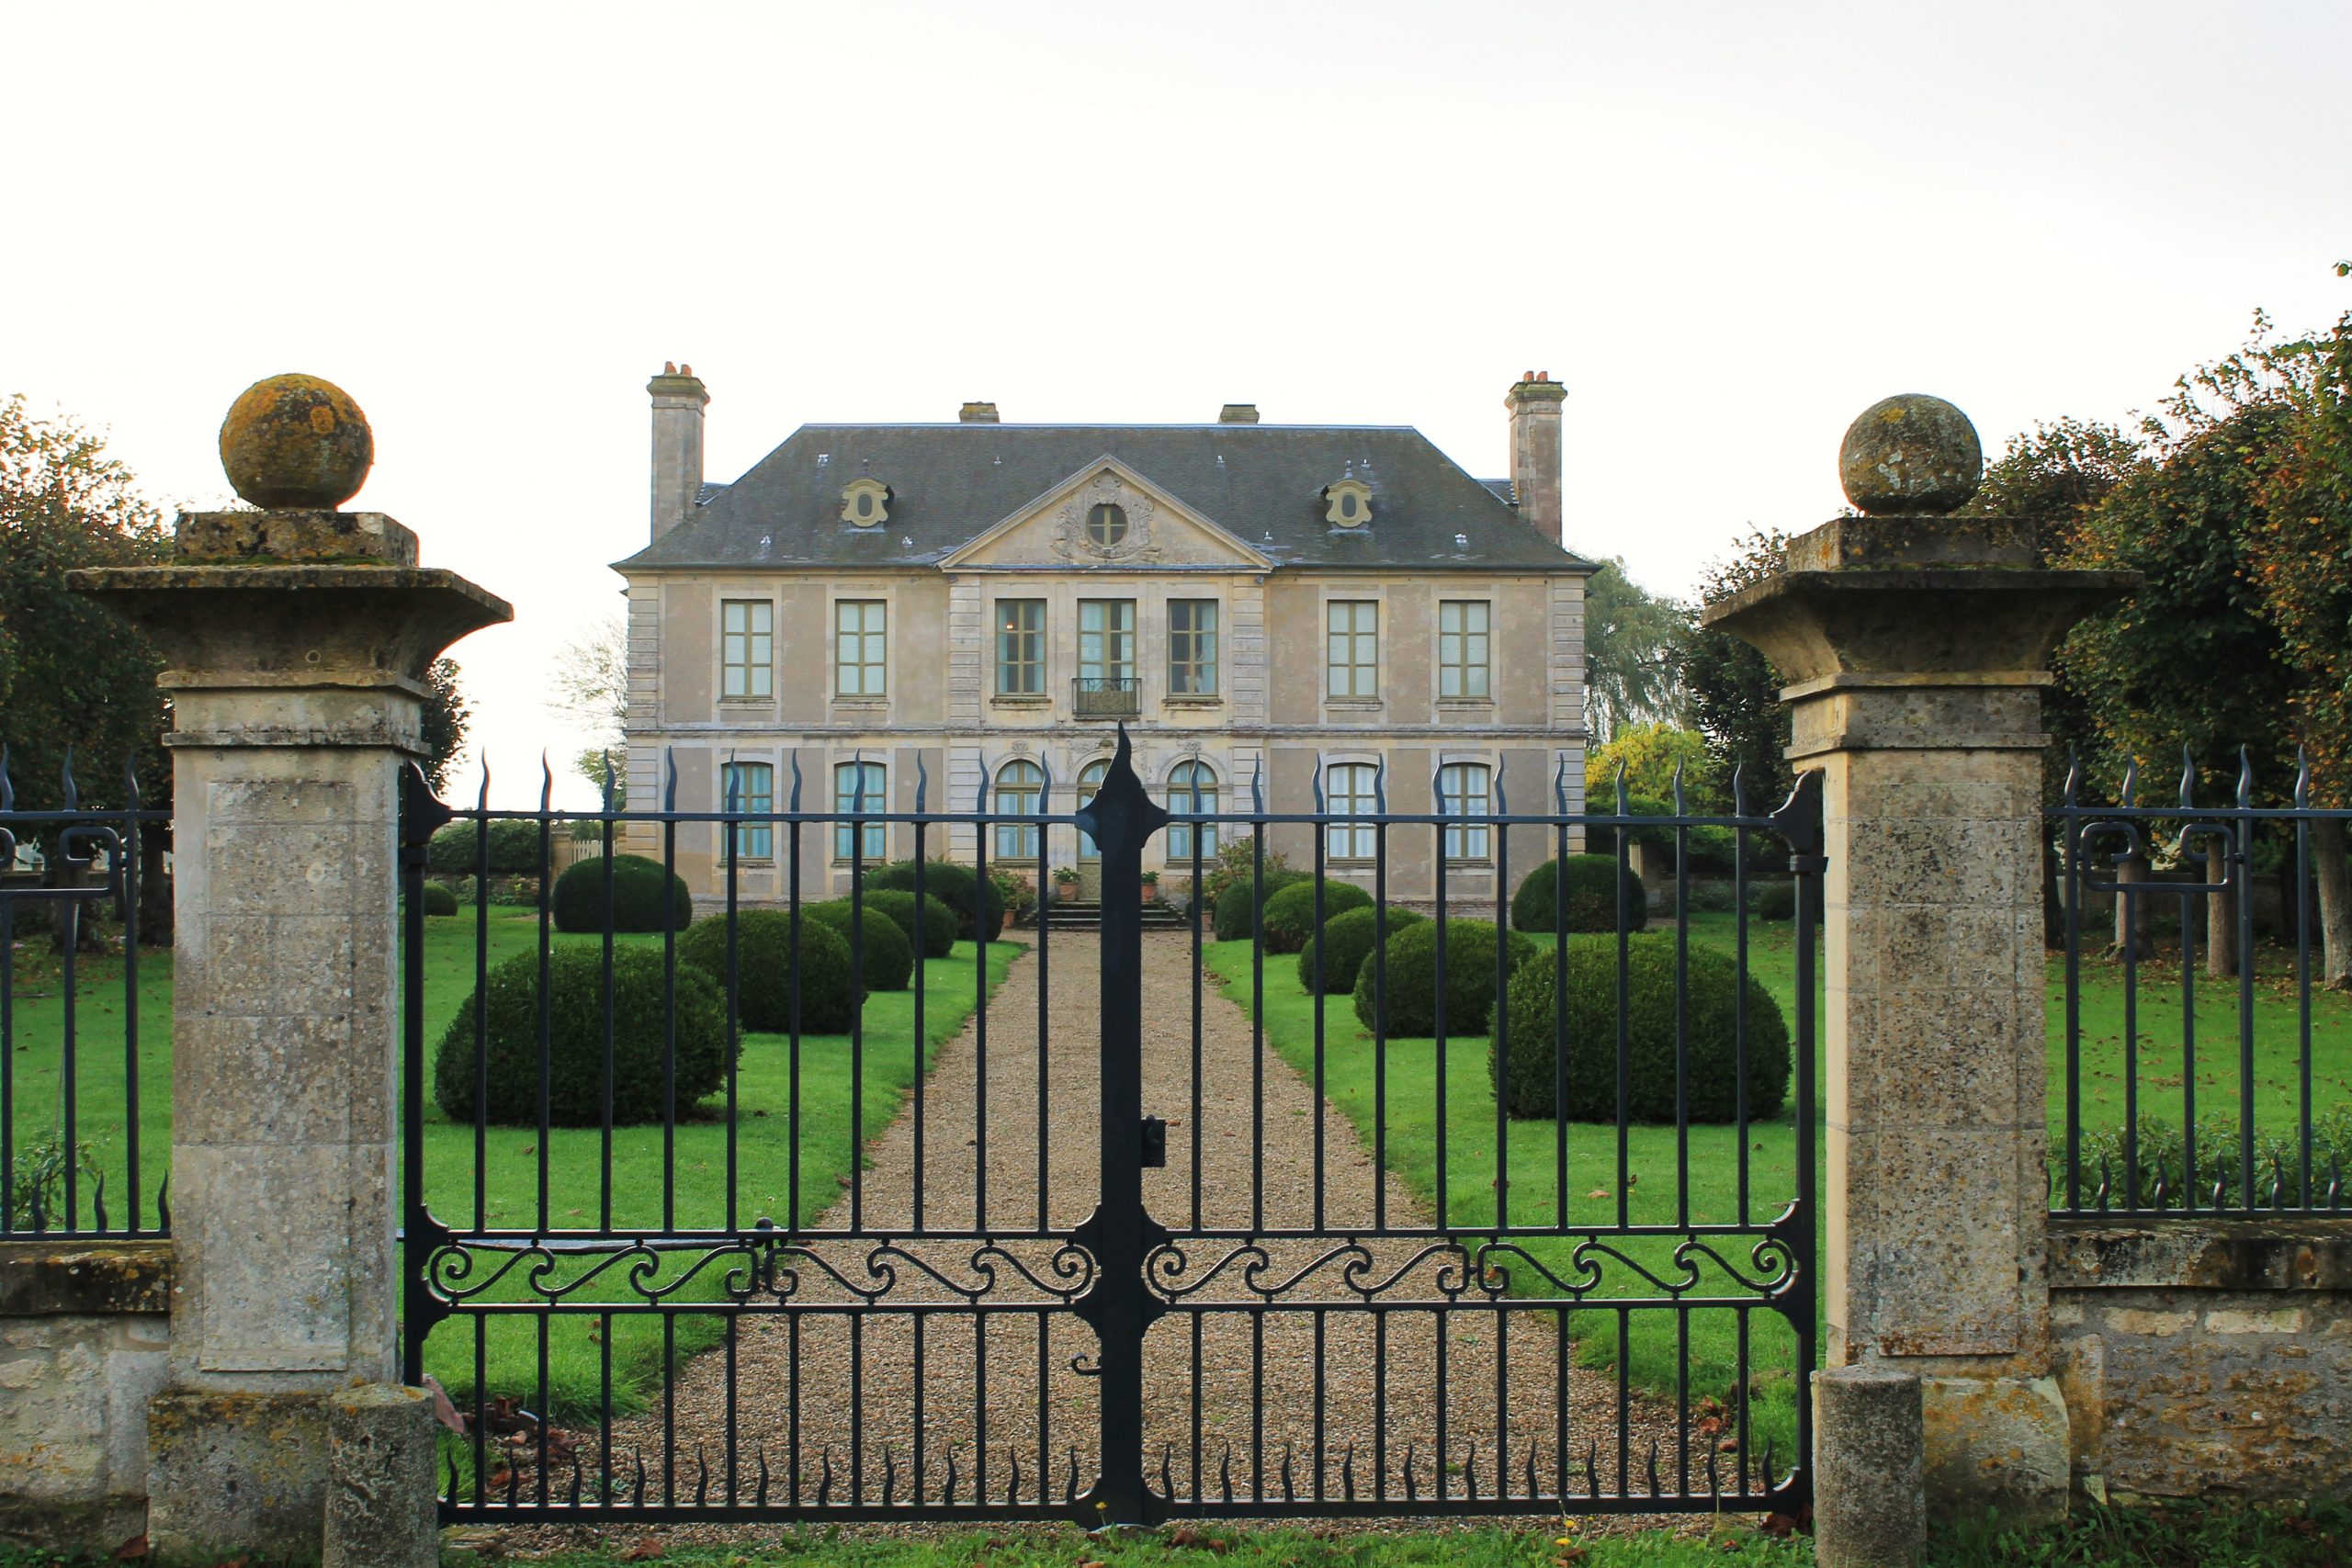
[677,909,858,1034]
[1258,879,1374,954]
[1752,881,1796,920]
[1350,917,1536,1038]
[420,882,459,918]
[1212,867,1309,943]
[863,860,1001,941]
[1297,904,1424,995]
[427,818,548,876]
[550,854,695,935]
[1494,932,1789,1123]
[864,888,957,959]
[433,946,730,1126]
[802,898,914,991]
[1510,854,1647,934]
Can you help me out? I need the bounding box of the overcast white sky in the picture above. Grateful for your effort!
[5,2,2346,806]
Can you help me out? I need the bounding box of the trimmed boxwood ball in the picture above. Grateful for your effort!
[551,853,695,935]
[1350,917,1536,1038]
[802,898,914,991]
[1510,854,1648,934]
[433,946,730,1126]
[419,882,459,917]
[677,910,859,1034]
[864,888,957,959]
[864,861,1001,941]
[1494,932,1790,1123]
[1212,868,1309,943]
[1297,904,1424,995]
[1258,879,1373,954]
[426,818,548,876]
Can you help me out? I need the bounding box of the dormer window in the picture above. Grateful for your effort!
[1324,478,1374,527]
[841,478,891,526]
[1087,502,1128,547]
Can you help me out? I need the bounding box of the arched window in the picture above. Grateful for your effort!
[1166,760,1218,861]
[1439,761,1492,863]
[832,761,886,862]
[995,759,1045,861]
[1076,757,1111,861]
[1325,763,1378,862]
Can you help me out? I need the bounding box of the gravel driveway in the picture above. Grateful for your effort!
[531,931,1733,1540]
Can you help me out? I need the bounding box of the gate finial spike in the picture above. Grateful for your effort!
[538,751,553,813]
[1312,764,1326,814]
[0,745,13,812]
[1555,752,1569,814]
[787,749,803,812]
[1730,761,1747,818]
[722,750,739,813]
[123,751,140,811]
[599,750,615,813]
[1373,755,1386,814]
[1613,758,1629,814]
[2120,755,2139,808]
[2178,744,2197,808]
[61,745,76,811]
[2297,748,2312,808]
[1250,753,1264,815]
[2237,746,2255,810]
[2063,749,2081,806]
[974,752,993,815]
[1493,753,1508,816]
[664,747,678,813]
[914,750,929,814]
[476,754,491,813]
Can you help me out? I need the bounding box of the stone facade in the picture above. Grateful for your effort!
[615,373,1591,909]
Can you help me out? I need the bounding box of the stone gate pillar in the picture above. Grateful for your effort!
[74,375,508,1562]
[1704,395,2131,1524]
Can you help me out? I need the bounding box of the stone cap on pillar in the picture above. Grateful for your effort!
[66,374,512,746]
[1702,393,2134,700]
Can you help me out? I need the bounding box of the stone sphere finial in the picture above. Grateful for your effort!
[219,374,374,510]
[1838,393,1982,515]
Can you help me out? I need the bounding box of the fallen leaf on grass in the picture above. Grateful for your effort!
[1586,1189,1611,1200]
[618,1540,665,1562]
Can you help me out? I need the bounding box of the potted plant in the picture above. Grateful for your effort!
[1140,869,1161,905]
[990,867,1035,931]
[1053,866,1080,903]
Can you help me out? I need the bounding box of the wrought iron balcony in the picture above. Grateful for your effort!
[1072,675,1140,718]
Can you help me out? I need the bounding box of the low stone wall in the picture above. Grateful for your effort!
[2048,1216,2352,1504]
[0,1241,173,1550]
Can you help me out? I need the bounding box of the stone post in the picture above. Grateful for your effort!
[1703,395,2132,1525]
[73,375,508,1562]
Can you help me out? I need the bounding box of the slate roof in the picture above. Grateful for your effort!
[617,424,1591,574]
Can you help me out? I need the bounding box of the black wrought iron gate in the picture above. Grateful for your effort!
[402,732,1819,1526]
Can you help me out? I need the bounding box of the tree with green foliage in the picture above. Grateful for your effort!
[548,613,628,813]
[1580,558,1684,746]
[1673,528,1793,814]
[417,658,471,793]
[0,395,172,944]
[1584,721,1713,805]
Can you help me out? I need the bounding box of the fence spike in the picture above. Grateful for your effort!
[1730,760,1747,818]
[1585,1438,1600,1500]
[123,752,141,812]
[695,1444,710,1506]
[570,1442,585,1506]
[1524,1442,1540,1502]
[1282,1441,1296,1503]
[914,750,929,814]
[2120,756,2139,808]
[787,749,803,812]
[1068,1444,1082,1505]
[2297,748,2312,809]
[881,1443,897,1505]
[1341,1443,1356,1501]
[1555,752,1570,814]
[1250,753,1265,815]
[816,1448,833,1506]
[599,750,616,813]
[1760,1438,1777,1489]
[2178,744,2197,809]
[1463,1439,1477,1500]
[753,1445,769,1506]
[1669,755,1684,815]
[1374,754,1388,814]
[1645,1438,1660,1497]
[1008,1448,1023,1506]
[2236,746,2255,810]
[1614,758,1629,815]
[446,1448,462,1506]
[2062,749,2081,806]
[537,752,553,816]
[665,747,679,813]
[1159,1443,1172,1504]
[1493,753,1509,816]
[503,1451,520,1506]
[0,744,14,811]
[61,745,77,811]
[90,1168,107,1234]
[1400,1442,1416,1504]
[156,1174,170,1230]
[1313,761,1327,814]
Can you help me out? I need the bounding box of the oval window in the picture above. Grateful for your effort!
[1340,491,1359,519]
[855,492,875,519]
[1088,502,1128,547]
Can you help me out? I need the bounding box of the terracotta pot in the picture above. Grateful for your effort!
[1141,882,1159,904]
[1056,882,1077,902]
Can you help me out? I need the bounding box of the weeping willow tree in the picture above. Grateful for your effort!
[1579,557,1683,747]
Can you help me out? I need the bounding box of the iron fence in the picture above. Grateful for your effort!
[0,750,168,1239]
[401,732,1822,1526]
[2051,750,2352,1217]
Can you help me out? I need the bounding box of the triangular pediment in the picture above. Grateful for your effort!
[940,456,1274,570]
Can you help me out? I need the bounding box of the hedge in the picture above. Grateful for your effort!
[1258,879,1373,954]
[1296,904,1424,996]
[864,888,958,959]
[677,909,858,1034]
[426,818,548,876]
[550,854,695,935]
[1350,917,1536,1038]
[419,882,459,918]
[803,898,914,991]
[864,861,1001,941]
[1212,867,1309,943]
[433,946,729,1126]
[1510,854,1648,934]
[1495,932,1789,1123]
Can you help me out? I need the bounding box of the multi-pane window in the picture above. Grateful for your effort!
[724,761,774,860]
[996,599,1045,695]
[1439,761,1493,863]
[1166,760,1219,860]
[832,761,886,861]
[1076,759,1111,860]
[722,600,773,699]
[834,600,887,696]
[1168,600,1219,695]
[995,759,1044,860]
[1439,600,1491,700]
[1325,763,1378,861]
[1326,601,1378,699]
[1079,600,1136,683]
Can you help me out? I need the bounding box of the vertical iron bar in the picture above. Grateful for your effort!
[914,831,927,1231]
[2237,784,2257,1212]
[1374,818,1389,1233]
[120,777,141,1232]
[2064,812,2083,1210]
[537,766,553,1235]
[2297,772,2314,1206]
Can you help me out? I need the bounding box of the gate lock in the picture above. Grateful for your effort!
[1140,1116,1167,1168]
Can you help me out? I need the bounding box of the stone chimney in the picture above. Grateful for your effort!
[959,401,1001,423]
[1218,403,1261,424]
[648,362,708,542]
[1505,370,1566,544]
